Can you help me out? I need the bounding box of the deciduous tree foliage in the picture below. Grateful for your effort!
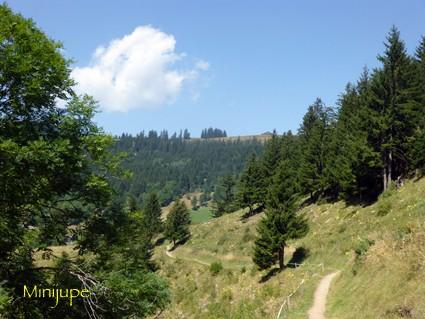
[0,5,169,317]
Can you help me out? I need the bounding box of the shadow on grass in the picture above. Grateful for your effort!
[287,247,309,268]
[240,205,264,222]
[167,235,191,252]
[259,267,281,283]
[155,236,167,246]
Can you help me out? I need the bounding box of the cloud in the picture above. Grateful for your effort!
[71,26,208,112]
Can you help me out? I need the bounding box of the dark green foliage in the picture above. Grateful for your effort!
[411,37,425,173]
[253,207,308,270]
[267,132,301,210]
[142,192,164,236]
[165,201,191,246]
[111,132,264,206]
[261,131,282,182]
[237,154,267,213]
[125,194,139,213]
[369,26,418,190]
[213,174,237,217]
[201,127,227,138]
[209,261,223,275]
[0,5,169,317]
[298,98,335,198]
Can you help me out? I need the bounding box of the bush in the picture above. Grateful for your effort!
[354,238,375,257]
[352,238,375,275]
[209,261,223,275]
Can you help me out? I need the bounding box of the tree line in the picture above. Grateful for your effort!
[200,127,227,138]
[214,27,425,271]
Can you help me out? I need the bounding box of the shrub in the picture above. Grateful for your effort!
[209,261,223,275]
[352,238,375,275]
[354,238,375,257]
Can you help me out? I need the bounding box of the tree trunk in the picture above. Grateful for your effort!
[278,246,285,270]
[383,165,387,191]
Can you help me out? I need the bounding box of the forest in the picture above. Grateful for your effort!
[111,131,264,206]
[0,2,424,318]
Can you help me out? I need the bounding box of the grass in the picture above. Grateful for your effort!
[154,177,425,318]
[190,206,213,224]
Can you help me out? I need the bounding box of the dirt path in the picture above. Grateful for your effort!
[308,271,340,319]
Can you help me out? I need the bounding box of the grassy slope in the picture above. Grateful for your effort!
[190,207,213,224]
[154,178,425,319]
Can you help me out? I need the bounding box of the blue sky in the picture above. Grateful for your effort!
[7,0,425,137]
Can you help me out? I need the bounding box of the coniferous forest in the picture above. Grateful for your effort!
[111,131,264,206]
[1,2,425,319]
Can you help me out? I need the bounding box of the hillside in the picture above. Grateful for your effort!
[111,132,265,206]
[154,178,425,319]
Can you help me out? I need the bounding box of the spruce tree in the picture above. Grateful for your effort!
[267,131,301,209]
[253,207,308,270]
[411,37,425,172]
[254,131,308,270]
[261,130,282,183]
[212,174,236,217]
[165,201,191,247]
[298,98,335,198]
[237,154,267,214]
[370,26,417,190]
[142,192,164,236]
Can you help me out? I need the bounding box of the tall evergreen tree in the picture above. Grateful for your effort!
[370,26,417,190]
[298,98,335,198]
[142,192,164,236]
[237,154,267,214]
[267,131,301,209]
[254,132,308,270]
[261,131,282,182]
[165,201,191,247]
[212,174,236,217]
[253,207,308,270]
[411,37,425,173]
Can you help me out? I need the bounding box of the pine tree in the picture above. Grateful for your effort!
[237,154,267,214]
[370,26,417,190]
[262,130,282,182]
[212,174,236,217]
[165,201,191,247]
[298,98,335,198]
[267,131,301,209]
[253,207,308,270]
[142,192,163,236]
[327,73,381,199]
[411,37,425,173]
[254,130,308,270]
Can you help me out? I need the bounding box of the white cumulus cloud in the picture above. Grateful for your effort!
[71,26,208,112]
